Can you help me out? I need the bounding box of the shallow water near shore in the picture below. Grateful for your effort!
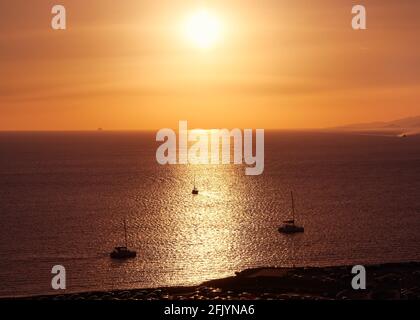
[0,131,419,297]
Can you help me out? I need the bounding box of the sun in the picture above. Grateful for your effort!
[183,9,222,49]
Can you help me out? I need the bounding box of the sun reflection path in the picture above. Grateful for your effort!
[166,163,243,284]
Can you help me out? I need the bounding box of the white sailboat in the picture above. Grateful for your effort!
[110,219,137,259]
[278,191,305,234]
[192,173,199,195]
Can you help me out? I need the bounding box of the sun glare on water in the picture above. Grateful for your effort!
[183,9,223,49]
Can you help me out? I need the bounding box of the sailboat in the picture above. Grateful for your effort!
[278,191,305,234]
[192,174,199,195]
[110,219,137,260]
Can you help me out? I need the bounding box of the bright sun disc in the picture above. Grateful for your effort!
[184,9,222,49]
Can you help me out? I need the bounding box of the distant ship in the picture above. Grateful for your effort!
[278,191,305,234]
[192,174,199,195]
[110,220,137,260]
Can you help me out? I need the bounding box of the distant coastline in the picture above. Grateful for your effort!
[4,262,420,301]
[327,115,420,137]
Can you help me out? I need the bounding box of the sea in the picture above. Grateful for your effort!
[0,131,419,297]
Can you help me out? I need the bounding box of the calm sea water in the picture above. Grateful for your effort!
[0,131,419,297]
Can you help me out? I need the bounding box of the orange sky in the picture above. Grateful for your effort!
[1,0,419,130]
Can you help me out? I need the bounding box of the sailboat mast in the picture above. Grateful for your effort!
[291,191,296,221]
[124,219,128,248]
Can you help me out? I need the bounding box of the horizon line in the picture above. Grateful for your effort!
[0,127,327,133]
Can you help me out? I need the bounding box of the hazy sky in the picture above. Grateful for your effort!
[1,0,419,130]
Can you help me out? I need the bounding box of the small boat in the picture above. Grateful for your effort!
[110,246,137,259]
[110,220,137,260]
[192,174,199,195]
[278,191,304,234]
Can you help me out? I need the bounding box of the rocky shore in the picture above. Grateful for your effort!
[8,262,420,300]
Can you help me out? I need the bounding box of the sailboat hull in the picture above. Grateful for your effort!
[278,225,304,234]
[110,247,137,260]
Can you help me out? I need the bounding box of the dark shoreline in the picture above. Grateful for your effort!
[4,262,420,301]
